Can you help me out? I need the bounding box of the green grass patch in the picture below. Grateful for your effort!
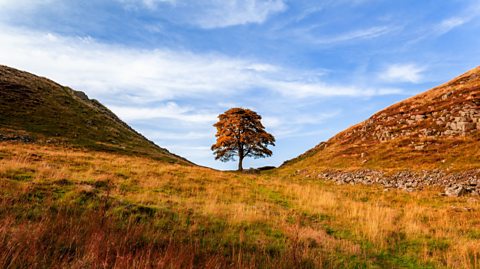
[426,238,450,252]
[467,230,480,239]
[1,168,35,181]
[256,186,291,208]
[118,179,140,194]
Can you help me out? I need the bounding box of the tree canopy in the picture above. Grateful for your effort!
[211,108,275,171]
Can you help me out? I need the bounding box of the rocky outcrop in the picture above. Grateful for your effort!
[343,103,480,147]
[328,66,480,150]
[295,169,480,197]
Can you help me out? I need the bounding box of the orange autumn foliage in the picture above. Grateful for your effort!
[211,108,275,171]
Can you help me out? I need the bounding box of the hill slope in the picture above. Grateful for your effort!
[283,66,480,172]
[0,65,191,164]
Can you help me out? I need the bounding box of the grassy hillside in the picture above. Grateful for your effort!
[0,65,190,164]
[1,142,479,268]
[282,66,480,172]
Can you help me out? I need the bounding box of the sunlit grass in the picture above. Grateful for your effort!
[0,142,479,268]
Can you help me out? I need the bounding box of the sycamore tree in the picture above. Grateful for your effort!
[211,108,275,171]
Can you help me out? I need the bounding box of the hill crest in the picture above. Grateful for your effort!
[0,65,191,164]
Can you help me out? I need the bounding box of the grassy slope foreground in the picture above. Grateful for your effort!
[1,142,479,268]
[0,65,190,164]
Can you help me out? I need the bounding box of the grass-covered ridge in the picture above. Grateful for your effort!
[1,142,479,268]
[282,66,480,172]
[0,65,190,164]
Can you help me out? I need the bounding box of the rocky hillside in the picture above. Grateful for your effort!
[0,65,191,164]
[282,66,480,195]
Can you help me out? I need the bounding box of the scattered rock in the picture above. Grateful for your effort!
[0,133,34,143]
[445,185,467,197]
[314,169,480,196]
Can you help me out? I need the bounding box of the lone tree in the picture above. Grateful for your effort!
[211,108,275,171]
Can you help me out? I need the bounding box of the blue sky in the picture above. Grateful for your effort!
[1,0,480,169]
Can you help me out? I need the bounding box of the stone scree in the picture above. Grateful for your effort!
[295,169,480,197]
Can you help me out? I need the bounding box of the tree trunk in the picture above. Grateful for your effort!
[238,156,243,171]
[238,147,244,171]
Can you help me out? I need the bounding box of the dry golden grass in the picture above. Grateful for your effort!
[1,142,479,268]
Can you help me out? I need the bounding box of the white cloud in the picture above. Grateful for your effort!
[164,145,213,158]
[0,24,399,103]
[120,0,287,28]
[263,111,340,139]
[0,0,286,29]
[293,25,397,45]
[118,0,177,10]
[379,64,425,83]
[193,0,287,28]
[245,63,278,72]
[108,103,217,123]
[262,116,282,129]
[433,16,471,36]
[0,0,57,19]
[0,0,53,9]
[316,26,394,44]
[142,0,176,9]
[0,25,248,101]
[439,17,467,32]
[142,130,213,140]
[263,80,401,98]
[431,2,480,36]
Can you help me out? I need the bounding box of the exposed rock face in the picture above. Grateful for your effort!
[364,104,479,143]
[342,98,480,147]
[297,169,480,196]
[338,68,480,150]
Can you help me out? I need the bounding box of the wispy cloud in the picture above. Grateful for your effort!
[120,0,287,28]
[263,111,340,139]
[108,103,217,123]
[141,130,213,141]
[379,64,426,83]
[164,145,213,158]
[0,24,400,102]
[265,80,402,98]
[0,0,58,20]
[0,0,52,9]
[438,17,468,33]
[432,15,476,37]
[426,2,480,38]
[195,0,287,29]
[316,26,394,44]
[291,25,398,46]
